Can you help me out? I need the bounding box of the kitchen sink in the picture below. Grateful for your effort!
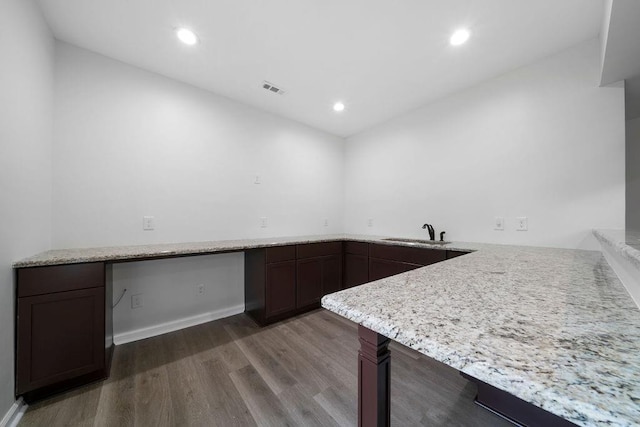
[382,238,450,245]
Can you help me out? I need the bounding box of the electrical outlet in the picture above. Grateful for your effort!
[324,219,329,227]
[143,216,154,231]
[196,284,205,296]
[254,175,261,184]
[131,294,143,309]
[516,217,528,231]
[494,217,505,231]
[367,218,374,227]
[260,217,268,228]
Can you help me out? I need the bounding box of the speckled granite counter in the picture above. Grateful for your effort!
[15,234,640,425]
[322,244,640,427]
[594,229,640,271]
[12,234,476,268]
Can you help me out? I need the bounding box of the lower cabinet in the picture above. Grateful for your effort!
[245,242,343,325]
[321,255,342,295]
[15,262,113,402]
[344,242,369,288]
[296,258,323,307]
[297,244,342,308]
[245,240,468,326]
[369,258,423,281]
[265,260,297,318]
[367,243,447,282]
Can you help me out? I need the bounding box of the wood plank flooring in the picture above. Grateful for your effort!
[20,309,513,426]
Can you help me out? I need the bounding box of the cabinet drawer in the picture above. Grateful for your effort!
[18,263,105,297]
[297,242,342,259]
[369,244,446,266]
[265,246,296,263]
[344,241,369,256]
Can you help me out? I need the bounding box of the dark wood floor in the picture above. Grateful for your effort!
[20,309,512,426]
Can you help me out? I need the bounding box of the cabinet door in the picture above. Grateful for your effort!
[297,258,322,308]
[369,258,422,281]
[345,253,369,288]
[322,254,342,295]
[16,287,105,395]
[265,260,297,318]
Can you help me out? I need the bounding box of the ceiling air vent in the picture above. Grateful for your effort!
[262,81,285,95]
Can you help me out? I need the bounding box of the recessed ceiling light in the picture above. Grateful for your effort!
[176,28,199,45]
[333,102,345,112]
[450,29,470,46]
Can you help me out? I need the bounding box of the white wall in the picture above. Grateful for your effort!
[344,39,625,250]
[628,117,640,232]
[0,0,53,418]
[53,42,345,339]
[53,42,345,249]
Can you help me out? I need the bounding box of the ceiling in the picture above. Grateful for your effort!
[37,0,604,137]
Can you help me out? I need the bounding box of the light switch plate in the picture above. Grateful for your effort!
[143,216,154,231]
[516,217,528,231]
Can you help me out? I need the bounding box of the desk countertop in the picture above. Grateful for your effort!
[322,238,640,427]
[12,234,476,268]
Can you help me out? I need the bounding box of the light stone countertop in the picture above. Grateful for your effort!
[14,233,640,425]
[593,229,640,271]
[12,234,476,268]
[322,243,640,427]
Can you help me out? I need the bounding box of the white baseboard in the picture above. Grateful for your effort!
[114,304,245,345]
[1,398,27,427]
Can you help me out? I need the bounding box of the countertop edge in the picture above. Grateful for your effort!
[593,229,640,271]
[12,234,479,268]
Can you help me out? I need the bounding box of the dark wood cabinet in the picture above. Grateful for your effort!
[369,258,423,281]
[296,258,322,307]
[296,242,342,308]
[369,244,446,266]
[265,260,297,318]
[245,242,343,326]
[446,250,470,259]
[367,243,447,282]
[245,246,297,324]
[344,241,370,288]
[321,255,342,295]
[15,262,112,402]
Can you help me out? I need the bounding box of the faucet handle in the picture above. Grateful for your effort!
[439,231,446,242]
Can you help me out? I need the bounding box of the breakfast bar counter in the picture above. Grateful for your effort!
[322,242,640,426]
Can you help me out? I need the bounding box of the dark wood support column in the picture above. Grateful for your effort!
[358,325,391,427]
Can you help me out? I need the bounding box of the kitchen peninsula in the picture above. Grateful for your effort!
[13,233,640,426]
[322,233,640,427]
